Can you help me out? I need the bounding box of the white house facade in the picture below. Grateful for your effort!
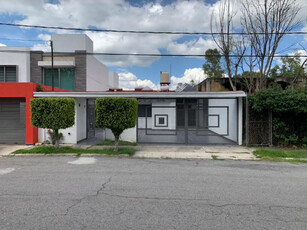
[34,91,246,145]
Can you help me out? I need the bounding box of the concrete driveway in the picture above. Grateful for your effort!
[0,144,30,156]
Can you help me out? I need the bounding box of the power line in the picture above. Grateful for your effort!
[0,49,306,58]
[0,37,44,42]
[1,22,307,35]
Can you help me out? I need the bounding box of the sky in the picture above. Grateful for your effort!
[0,0,306,90]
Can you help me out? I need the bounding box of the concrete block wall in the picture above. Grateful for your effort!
[30,51,43,84]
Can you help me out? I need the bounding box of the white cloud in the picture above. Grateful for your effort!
[118,72,158,90]
[170,68,207,89]
[0,0,220,67]
[167,37,217,56]
[0,43,6,47]
[38,34,51,41]
[0,0,305,67]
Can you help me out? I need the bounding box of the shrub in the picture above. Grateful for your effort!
[36,84,44,92]
[31,98,75,148]
[249,86,307,146]
[96,97,137,151]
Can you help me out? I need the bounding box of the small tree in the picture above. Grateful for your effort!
[31,98,75,149]
[203,48,224,78]
[96,98,138,151]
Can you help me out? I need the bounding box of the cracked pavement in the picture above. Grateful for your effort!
[0,157,306,230]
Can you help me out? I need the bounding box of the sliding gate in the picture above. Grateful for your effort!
[137,98,238,145]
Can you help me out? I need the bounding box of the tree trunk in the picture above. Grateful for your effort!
[54,129,59,149]
[114,136,119,152]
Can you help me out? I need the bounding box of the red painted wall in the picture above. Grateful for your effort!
[0,83,68,144]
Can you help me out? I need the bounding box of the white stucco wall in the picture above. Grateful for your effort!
[52,34,93,52]
[208,99,237,142]
[86,55,109,91]
[105,127,137,143]
[0,47,30,82]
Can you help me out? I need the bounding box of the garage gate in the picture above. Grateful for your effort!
[0,99,26,144]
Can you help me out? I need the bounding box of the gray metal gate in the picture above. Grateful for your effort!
[87,99,96,139]
[137,98,237,145]
[0,99,26,144]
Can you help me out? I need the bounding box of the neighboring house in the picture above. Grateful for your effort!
[35,72,246,146]
[196,76,306,93]
[0,34,119,144]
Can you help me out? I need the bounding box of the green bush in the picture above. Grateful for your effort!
[249,86,307,146]
[96,97,137,151]
[31,98,75,148]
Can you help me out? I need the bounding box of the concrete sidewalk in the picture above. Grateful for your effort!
[0,144,257,161]
[134,145,257,160]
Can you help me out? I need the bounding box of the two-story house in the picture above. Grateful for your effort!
[0,34,119,144]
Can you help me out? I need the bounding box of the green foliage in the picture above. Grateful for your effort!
[13,146,136,156]
[31,98,75,130]
[270,53,306,78]
[254,148,307,159]
[249,85,307,114]
[249,86,307,146]
[97,139,137,146]
[203,48,224,78]
[96,97,138,141]
[36,84,45,92]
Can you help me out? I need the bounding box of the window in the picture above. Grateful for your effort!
[138,104,152,117]
[154,114,168,127]
[0,66,17,82]
[159,117,165,124]
[44,68,75,91]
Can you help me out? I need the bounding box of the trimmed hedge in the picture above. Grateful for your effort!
[31,98,75,130]
[96,97,137,150]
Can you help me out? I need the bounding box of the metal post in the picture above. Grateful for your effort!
[50,40,54,91]
[245,96,249,146]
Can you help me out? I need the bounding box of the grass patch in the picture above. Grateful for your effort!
[97,139,137,146]
[13,146,135,156]
[253,148,307,163]
[211,155,218,160]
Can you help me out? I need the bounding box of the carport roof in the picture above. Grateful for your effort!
[34,91,246,98]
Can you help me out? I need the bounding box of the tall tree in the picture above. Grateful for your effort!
[241,0,301,91]
[203,48,224,78]
[210,0,246,90]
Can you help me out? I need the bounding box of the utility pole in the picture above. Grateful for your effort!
[49,40,54,91]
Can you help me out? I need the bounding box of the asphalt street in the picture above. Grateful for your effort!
[0,156,306,230]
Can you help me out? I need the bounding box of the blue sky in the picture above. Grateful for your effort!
[0,0,306,89]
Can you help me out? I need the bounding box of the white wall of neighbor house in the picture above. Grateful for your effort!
[105,127,137,143]
[38,98,87,144]
[108,71,119,89]
[52,34,93,53]
[86,55,109,91]
[208,98,237,143]
[0,47,30,82]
